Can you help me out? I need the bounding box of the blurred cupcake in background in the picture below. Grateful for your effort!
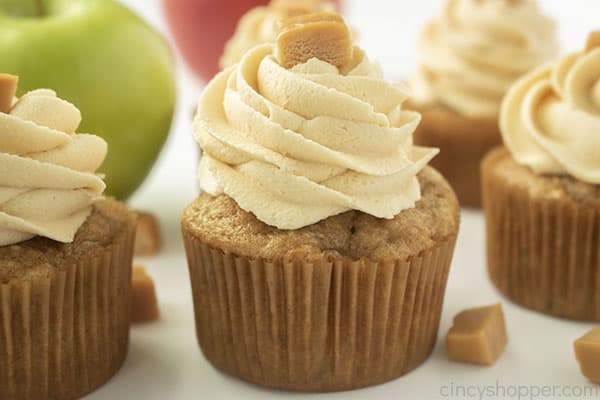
[411,0,558,207]
[220,0,337,69]
[483,32,600,321]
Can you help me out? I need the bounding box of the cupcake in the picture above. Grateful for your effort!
[183,13,460,391]
[411,0,558,207]
[482,32,600,321]
[0,75,137,399]
[219,0,335,69]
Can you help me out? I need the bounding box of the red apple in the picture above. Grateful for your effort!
[162,0,342,82]
[163,0,268,81]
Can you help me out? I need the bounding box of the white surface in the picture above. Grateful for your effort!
[86,1,600,399]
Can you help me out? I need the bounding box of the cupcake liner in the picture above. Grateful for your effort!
[413,106,502,208]
[0,215,136,400]
[483,152,600,321]
[183,227,457,392]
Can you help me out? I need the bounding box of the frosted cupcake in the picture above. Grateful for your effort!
[219,0,335,69]
[0,75,136,399]
[183,13,460,391]
[483,33,600,321]
[411,0,558,207]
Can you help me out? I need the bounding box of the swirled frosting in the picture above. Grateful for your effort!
[412,0,558,117]
[196,44,438,229]
[500,48,600,184]
[220,0,334,69]
[0,89,107,246]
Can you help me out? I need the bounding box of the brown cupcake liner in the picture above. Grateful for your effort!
[0,217,136,400]
[413,105,502,208]
[183,227,457,392]
[482,151,600,321]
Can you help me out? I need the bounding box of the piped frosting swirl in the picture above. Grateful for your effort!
[413,0,558,117]
[500,45,600,184]
[196,43,438,229]
[0,88,107,246]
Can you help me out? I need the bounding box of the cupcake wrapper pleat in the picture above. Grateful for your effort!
[183,228,457,392]
[483,155,600,321]
[0,220,135,400]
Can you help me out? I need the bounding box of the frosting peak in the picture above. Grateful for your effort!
[196,43,438,229]
[413,0,558,117]
[500,46,600,184]
[0,86,107,246]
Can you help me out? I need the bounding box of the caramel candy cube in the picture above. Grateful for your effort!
[574,327,600,383]
[134,211,162,257]
[585,31,600,53]
[271,0,320,14]
[276,12,352,69]
[446,304,508,365]
[0,74,18,113]
[131,265,160,323]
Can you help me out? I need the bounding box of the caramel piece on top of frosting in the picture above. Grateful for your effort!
[574,327,600,384]
[0,73,18,114]
[272,0,321,15]
[276,12,352,69]
[585,31,600,53]
[446,304,508,366]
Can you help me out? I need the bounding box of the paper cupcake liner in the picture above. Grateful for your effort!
[183,228,457,392]
[0,217,136,400]
[483,154,600,321]
[413,106,502,208]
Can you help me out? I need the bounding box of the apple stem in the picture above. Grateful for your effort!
[34,0,44,16]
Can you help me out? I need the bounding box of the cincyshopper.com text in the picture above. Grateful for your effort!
[440,381,599,399]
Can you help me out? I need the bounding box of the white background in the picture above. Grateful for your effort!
[86,1,600,399]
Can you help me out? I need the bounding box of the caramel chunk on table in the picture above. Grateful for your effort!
[446,304,508,365]
[134,211,162,257]
[276,12,352,69]
[574,327,600,384]
[131,265,160,323]
[0,73,18,113]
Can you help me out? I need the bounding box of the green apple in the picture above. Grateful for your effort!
[0,0,176,199]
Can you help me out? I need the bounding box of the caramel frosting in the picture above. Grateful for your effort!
[219,0,334,69]
[501,45,600,184]
[0,88,107,246]
[195,43,438,230]
[413,0,558,117]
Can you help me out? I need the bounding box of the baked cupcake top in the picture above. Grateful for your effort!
[195,13,438,230]
[412,0,558,118]
[500,32,600,184]
[219,0,335,69]
[0,74,107,246]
